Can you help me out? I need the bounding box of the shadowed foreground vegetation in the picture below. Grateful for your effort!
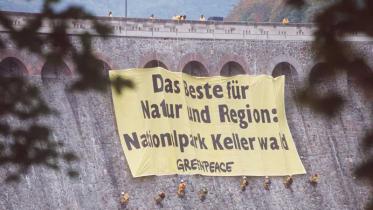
[0,0,132,182]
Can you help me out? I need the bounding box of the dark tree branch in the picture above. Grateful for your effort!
[0,0,132,182]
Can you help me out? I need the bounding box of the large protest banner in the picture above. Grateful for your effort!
[110,67,306,177]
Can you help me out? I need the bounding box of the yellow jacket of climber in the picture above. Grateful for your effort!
[282,18,289,25]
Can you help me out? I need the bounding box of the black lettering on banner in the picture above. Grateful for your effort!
[260,109,271,123]
[198,134,208,149]
[141,100,182,119]
[259,136,284,150]
[203,83,213,99]
[226,80,249,99]
[200,106,211,123]
[213,85,223,98]
[174,80,180,93]
[218,104,252,129]
[241,137,249,150]
[140,100,161,119]
[160,133,171,147]
[218,104,229,123]
[177,159,184,171]
[253,110,260,122]
[203,161,209,170]
[183,159,192,170]
[150,103,161,118]
[153,134,160,147]
[141,100,151,119]
[215,162,222,173]
[196,85,204,99]
[209,162,215,172]
[223,136,234,149]
[123,133,141,150]
[189,84,196,98]
[183,81,189,97]
[226,162,234,172]
[183,81,224,99]
[179,134,189,152]
[152,74,163,93]
[270,137,280,150]
[164,78,174,93]
[191,159,198,170]
[230,109,238,123]
[248,137,256,150]
[140,134,148,147]
[190,135,196,148]
[220,162,226,172]
[238,109,249,128]
[187,106,211,123]
[152,74,181,93]
[280,133,289,150]
[258,137,268,150]
[175,159,235,173]
[211,134,224,150]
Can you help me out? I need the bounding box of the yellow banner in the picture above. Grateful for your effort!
[110,68,306,177]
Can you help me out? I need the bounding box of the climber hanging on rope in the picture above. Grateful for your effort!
[177,179,187,197]
[240,176,249,191]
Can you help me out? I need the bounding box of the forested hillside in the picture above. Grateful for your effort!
[226,0,334,23]
[0,0,237,20]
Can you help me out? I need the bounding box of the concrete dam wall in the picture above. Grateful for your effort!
[0,12,372,209]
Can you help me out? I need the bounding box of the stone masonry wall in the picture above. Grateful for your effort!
[0,12,372,210]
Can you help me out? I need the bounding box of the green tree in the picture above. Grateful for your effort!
[286,0,373,209]
[0,0,132,182]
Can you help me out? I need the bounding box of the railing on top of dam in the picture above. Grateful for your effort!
[0,11,370,41]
